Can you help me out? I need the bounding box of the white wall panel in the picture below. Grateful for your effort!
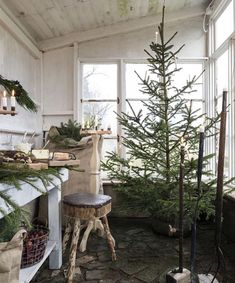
[0,24,42,148]
[42,46,73,129]
[79,16,206,59]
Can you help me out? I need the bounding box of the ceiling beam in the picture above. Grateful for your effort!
[38,5,205,52]
[0,0,41,58]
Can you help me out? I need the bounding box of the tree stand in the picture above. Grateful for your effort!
[166,268,191,283]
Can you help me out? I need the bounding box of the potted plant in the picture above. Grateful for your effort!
[102,5,220,235]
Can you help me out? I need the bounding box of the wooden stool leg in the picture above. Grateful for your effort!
[101,216,116,261]
[94,218,105,237]
[62,217,73,254]
[79,219,94,252]
[67,218,81,283]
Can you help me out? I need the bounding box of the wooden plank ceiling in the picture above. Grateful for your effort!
[1,0,209,42]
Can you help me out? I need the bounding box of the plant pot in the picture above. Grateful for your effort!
[151,216,191,237]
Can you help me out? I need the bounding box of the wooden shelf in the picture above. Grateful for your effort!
[0,110,17,115]
[48,159,80,167]
[19,241,56,283]
[81,130,111,135]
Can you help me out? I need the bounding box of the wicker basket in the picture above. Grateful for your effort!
[21,226,49,268]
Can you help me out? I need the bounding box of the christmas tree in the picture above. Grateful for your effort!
[102,6,219,223]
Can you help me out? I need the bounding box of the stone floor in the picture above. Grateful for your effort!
[31,218,235,283]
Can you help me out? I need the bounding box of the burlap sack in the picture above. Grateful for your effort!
[47,135,103,196]
[38,136,103,225]
[0,229,27,283]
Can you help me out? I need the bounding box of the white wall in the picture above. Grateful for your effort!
[43,15,206,127]
[0,24,42,148]
[79,16,206,59]
[42,46,74,130]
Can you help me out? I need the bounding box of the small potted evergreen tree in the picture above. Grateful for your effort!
[102,5,220,234]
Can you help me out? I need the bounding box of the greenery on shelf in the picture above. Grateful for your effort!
[48,119,86,148]
[0,163,82,241]
[0,75,37,112]
[57,119,82,141]
[0,164,62,225]
[102,6,223,223]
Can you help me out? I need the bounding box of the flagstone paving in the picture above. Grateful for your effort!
[31,218,235,283]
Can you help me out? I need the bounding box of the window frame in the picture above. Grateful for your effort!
[79,58,207,179]
[208,0,235,179]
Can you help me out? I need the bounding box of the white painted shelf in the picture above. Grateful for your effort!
[19,240,56,283]
[0,168,69,281]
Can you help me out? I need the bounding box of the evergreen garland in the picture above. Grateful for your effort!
[0,75,37,112]
[0,164,82,241]
[0,165,62,218]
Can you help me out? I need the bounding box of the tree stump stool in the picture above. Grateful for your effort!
[62,192,116,282]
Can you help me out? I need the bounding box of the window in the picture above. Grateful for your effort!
[125,63,150,118]
[215,50,228,112]
[81,63,118,160]
[173,61,204,125]
[80,60,205,177]
[209,0,235,179]
[214,1,234,49]
[215,50,229,176]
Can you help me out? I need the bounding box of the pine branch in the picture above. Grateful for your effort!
[0,75,37,112]
[0,165,63,216]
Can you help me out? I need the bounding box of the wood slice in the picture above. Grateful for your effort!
[52,152,70,161]
[80,130,111,135]
[48,159,80,167]
[27,163,49,170]
[63,202,111,220]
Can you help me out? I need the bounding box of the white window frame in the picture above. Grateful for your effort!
[79,59,119,139]
[208,0,235,178]
[78,58,207,178]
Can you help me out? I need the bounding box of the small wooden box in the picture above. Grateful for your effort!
[32,149,50,160]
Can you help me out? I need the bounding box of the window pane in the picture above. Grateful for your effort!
[170,101,203,127]
[215,51,229,177]
[172,63,203,100]
[215,1,234,48]
[215,50,228,98]
[82,64,117,99]
[101,138,117,160]
[126,100,148,117]
[126,63,158,99]
[82,102,117,135]
[101,138,117,179]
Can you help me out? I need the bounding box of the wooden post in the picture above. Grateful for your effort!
[214,89,227,279]
[190,127,204,282]
[179,141,185,273]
